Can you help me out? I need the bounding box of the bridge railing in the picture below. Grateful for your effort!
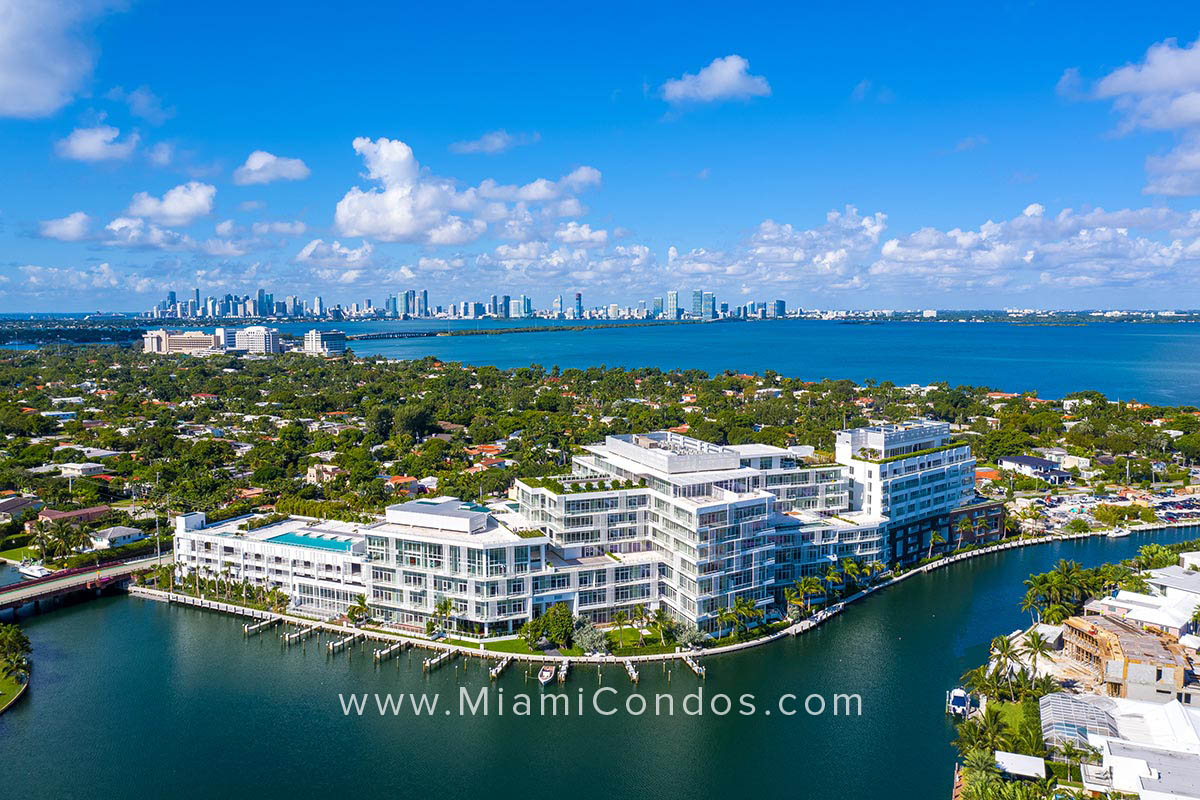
[0,556,154,596]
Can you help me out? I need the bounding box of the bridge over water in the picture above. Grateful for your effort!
[344,330,446,341]
[0,555,164,619]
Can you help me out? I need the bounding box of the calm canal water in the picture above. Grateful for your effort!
[3,526,1198,800]
[265,319,1200,405]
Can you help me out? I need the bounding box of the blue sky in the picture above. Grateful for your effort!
[3,1,1200,311]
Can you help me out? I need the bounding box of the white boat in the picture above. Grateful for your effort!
[946,688,971,717]
[537,665,555,686]
[18,561,52,579]
[1106,529,1131,539]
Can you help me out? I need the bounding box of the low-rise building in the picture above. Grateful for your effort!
[89,525,148,550]
[998,455,1073,485]
[58,462,106,478]
[305,463,347,485]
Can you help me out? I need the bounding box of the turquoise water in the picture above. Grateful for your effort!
[266,531,355,551]
[3,525,1198,800]
[260,319,1200,405]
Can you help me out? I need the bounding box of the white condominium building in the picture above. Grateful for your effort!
[233,325,281,354]
[302,329,346,356]
[172,511,369,616]
[835,419,977,563]
[516,431,884,632]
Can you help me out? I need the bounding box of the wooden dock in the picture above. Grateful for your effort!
[683,654,706,678]
[282,625,319,646]
[422,649,457,672]
[328,631,366,655]
[243,617,281,637]
[373,640,410,663]
[489,656,512,680]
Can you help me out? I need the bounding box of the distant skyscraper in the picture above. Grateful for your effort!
[702,291,715,319]
[418,289,429,317]
[773,299,786,318]
[313,295,325,316]
[574,292,582,319]
[552,295,562,315]
[692,290,703,317]
[665,290,678,320]
[652,297,663,317]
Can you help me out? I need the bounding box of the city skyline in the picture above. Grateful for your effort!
[7,4,1200,310]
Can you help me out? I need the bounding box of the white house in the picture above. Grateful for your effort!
[89,525,148,550]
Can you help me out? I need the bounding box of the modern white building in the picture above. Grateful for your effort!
[173,511,369,617]
[233,326,281,354]
[515,431,886,632]
[173,424,991,638]
[835,419,982,564]
[302,329,346,356]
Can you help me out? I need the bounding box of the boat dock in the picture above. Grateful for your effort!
[243,617,281,637]
[282,624,319,646]
[489,656,512,680]
[625,660,639,683]
[373,639,411,663]
[683,654,706,678]
[328,631,366,655]
[422,649,457,672]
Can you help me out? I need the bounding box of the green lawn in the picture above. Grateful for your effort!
[481,637,583,656]
[0,672,27,714]
[990,700,1026,731]
[0,545,35,563]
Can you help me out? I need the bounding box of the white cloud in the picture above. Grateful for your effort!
[147,141,173,166]
[252,220,307,236]
[233,150,311,185]
[126,181,215,226]
[450,129,540,154]
[954,135,988,152]
[333,137,601,245]
[215,219,237,237]
[0,0,116,118]
[21,262,123,291]
[661,55,770,105]
[295,238,373,266]
[39,211,90,241]
[1082,37,1200,195]
[103,216,192,250]
[554,221,607,247]
[106,85,173,124]
[55,125,139,161]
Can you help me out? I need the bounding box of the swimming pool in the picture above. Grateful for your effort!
[266,531,356,551]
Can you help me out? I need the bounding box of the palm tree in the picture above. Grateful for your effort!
[1003,514,1020,539]
[715,606,737,639]
[1022,630,1054,676]
[842,559,861,592]
[927,531,945,560]
[347,593,371,625]
[991,635,1020,698]
[653,606,670,645]
[29,521,52,562]
[612,609,629,645]
[434,596,454,633]
[783,585,803,619]
[733,595,763,636]
[632,602,647,646]
[824,565,842,598]
[955,517,973,549]
[798,575,824,613]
